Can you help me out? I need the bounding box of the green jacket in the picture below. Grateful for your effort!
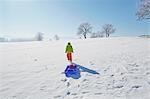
[65,45,73,53]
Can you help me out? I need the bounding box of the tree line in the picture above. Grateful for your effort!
[77,23,116,39]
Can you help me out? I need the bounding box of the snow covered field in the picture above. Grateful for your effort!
[0,37,150,99]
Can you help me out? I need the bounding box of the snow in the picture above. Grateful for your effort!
[0,37,150,99]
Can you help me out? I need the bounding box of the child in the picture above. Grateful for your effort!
[65,42,73,64]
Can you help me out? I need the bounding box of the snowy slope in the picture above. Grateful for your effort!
[0,37,150,99]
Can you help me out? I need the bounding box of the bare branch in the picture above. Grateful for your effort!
[77,22,92,39]
[136,0,150,20]
[101,24,116,37]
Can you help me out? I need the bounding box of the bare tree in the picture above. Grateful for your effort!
[35,32,43,41]
[90,31,104,38]
[77,22,92,39]
[54,34,59,40]
[136,0,150,20]
[102,24,116,37]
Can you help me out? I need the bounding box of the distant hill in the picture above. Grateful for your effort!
[139,35,150,38]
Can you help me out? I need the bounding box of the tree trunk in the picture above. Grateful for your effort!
[106,33,108,37]
[84,34,86,39]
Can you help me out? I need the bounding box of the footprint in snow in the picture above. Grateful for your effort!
[60,72,64,74]
[34,70,42,73]
[110,74,114,77]
[71,93,77,95]
[0,88,10,92]
[94,93,103,95]
[12,95,17,98]
[77,84,80,87]
[67,82,70,87]
[34,59,38,61]
[114,85,124,89]
[89,61,94,65]
[40,85,47,91]
[146,72,150,75]
[120,72,124,75]
[103,66,111,72]
[132,85,142,89]
[53,95,61,98]
[82,79,88,82]
[82,91,89,94]
[67,91,71,95]
[128,63,139,67]
[61,78,67,82]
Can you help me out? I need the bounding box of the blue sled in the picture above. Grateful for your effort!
[64,64,81,79]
